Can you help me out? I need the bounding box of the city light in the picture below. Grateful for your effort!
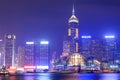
[40,41,49,44]
[69,15,79,23]
[16,68,24,71]
[24,66,36,69]
[105,35,115,38]
[26,42,34,44]
[36,66,49,69]
[10,66,17,69]
[81,36,91,38]
[110,65,118,68]
[69,53,84,66]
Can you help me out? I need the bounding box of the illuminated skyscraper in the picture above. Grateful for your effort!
[0,39,4,66]
[36,41,49,69]
[81,36,92,59]
[18,46,25,67]
[62,41,70,57]
[104,35,117,65]
[24,41,50,69]
[24,42,34,66]
[67,5,79,54]
[81,36,106,62]
[91,39,105,62]
[4,34,16,67]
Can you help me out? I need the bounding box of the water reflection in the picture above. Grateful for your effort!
[79,74,98,80]
[63,73,98,80]
[0,73,120,80]
[24,75,35,80]
[100,73,120,80]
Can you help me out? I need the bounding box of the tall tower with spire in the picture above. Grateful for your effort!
[67,4,79,54]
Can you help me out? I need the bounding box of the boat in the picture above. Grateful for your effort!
[0,70,9,75]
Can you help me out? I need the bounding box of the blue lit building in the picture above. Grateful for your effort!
[24,42,34,66]
[81,36,92,59]
[67,5,79,54]
[4,34,16,68]
[91,39,105,62]
[24,41,50,70]
[104,35,117,65]
[18,46,25,67]
[0,39,3,66]
[35,41,50,70]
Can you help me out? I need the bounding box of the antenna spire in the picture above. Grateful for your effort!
[72,4,75,15]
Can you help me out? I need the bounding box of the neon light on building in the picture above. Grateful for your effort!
[36,66,49,69]
[68,28,71,36]
[40,41,49,44]
[81,36,91,38]
[26,42,34,44]
[105,35,115,38]
[24,66,36,69]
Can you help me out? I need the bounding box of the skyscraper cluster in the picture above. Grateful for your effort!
[0,4,119,71]
[0,34,50,70]
[24,41,49,68]
[61,5,120,70]
[80,35,118,68]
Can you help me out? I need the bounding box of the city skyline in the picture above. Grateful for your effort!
[0,0,120,53]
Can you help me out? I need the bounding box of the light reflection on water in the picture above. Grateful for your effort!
[0,73,120,80]
[100,73,120,80]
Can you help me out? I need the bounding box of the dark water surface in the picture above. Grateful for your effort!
[0,73,120,80]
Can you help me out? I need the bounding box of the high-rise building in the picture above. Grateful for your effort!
[62,41,70,57]
[24,41,50,69]
[81,36,92,59]
[4,34,16,68]
[18,46,25,67]
[80,36,106,63]
[64,5,79,54]
[0,39,4,66]
[36,41,49,69]
[91,39,105,62]
[104,35,117,65]
[24,42,34,66]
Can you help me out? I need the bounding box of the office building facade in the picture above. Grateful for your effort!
[81,36,92,59]
[24,42,34,66]
[18,46,25,67]
[24,41,50,69]
[0,39,4,66]
[4,34,16,67]
[63,5,80,56]
[104,35,117,65]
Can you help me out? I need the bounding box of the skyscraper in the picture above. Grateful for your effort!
[0,39,4,66]
[104,35,117,65]
[18,46,25,67]
[81,36,92,59]
[36,41,49,69]
[24,42,34,66]
[24,41,50,70]
[66,5,79,54]
[91,39,105,62]
[4,34,16,68]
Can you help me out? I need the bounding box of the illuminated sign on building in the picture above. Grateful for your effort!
[40,41,49,44]
[24,66,36,69]
[36,66,49,69]
[105,35,115,38]
[81,36,91,38]
[26,42,34,44]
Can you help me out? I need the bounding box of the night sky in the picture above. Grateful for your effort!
[0,0,120,54]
